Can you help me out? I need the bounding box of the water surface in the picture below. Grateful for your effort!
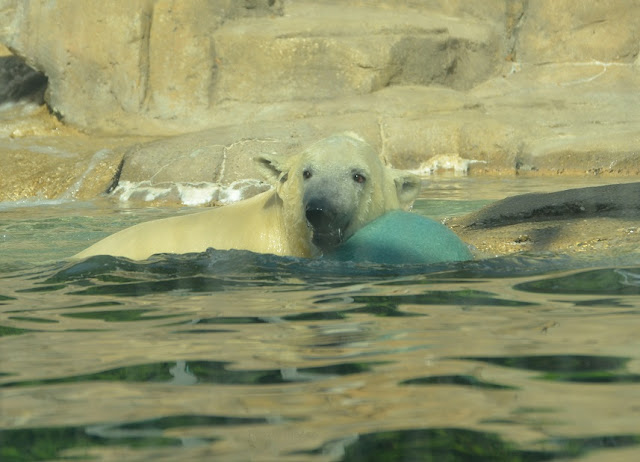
[1,177,639,461]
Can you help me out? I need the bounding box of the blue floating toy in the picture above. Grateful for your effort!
[328,210,473,265]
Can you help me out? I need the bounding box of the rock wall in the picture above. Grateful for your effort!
[1,0,509,131]
[1,0,639,202]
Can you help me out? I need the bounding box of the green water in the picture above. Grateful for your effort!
[1,177,639,461]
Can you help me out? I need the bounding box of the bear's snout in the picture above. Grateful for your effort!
[305,206,334,229]
[305,200,349,252]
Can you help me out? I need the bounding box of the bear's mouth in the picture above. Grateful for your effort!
[311,228,345,251]
[305,207,349,252]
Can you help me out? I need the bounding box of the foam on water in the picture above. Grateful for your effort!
[409,153,486,176]
[111,179,270,206]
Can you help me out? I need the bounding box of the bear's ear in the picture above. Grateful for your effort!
[393,171,421,209]
[255,153,289,186]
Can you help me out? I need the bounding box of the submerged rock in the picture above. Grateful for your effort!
[450,182,640,257]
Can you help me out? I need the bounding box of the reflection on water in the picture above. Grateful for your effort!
[305,429,640,462]
[515,268,640,295]
[1,179,640,461]
[2,359,384,388]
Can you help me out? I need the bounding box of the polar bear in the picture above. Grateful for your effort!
[73,133,421,261]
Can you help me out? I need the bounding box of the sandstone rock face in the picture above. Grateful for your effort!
[0,0,639,204]
[0,0,286,131]
[212,3,502,103]
[517,0,640,64]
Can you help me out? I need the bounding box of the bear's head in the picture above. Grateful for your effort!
[256,133,421,255]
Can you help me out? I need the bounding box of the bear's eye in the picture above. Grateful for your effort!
[302,169,312,180]
[353,173,366,184]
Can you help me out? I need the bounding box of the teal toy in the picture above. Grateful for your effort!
[327,210,473,264]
